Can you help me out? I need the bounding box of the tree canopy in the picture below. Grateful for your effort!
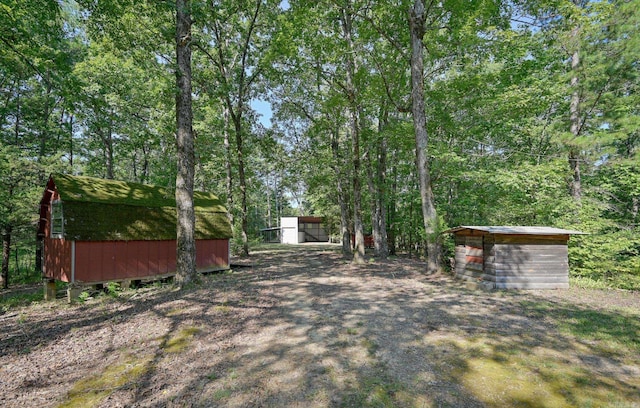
[1,0,638,290]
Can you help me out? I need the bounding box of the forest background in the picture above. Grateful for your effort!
[1,0,638,290]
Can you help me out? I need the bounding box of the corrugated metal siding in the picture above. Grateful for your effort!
[465,236,483,273]
[454,235,467,277]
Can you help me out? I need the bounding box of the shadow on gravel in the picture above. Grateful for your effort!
[1,245,639,407]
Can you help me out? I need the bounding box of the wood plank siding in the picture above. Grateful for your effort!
[43,237,72,282]
[71,239,229,284]
[491,234,569,289]
[39,174,232,286]
[454,236,467,277]
[447,226,580,290]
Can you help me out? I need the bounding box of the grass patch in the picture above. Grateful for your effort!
[430,335,640,408]
[162,326,201,353]
[211,388,232,401]
[1,291,42,312]
[59,354,153,408]
[519,300,640,356]
[341,371,405,408]
[361,338,379,356]
[213,304,230,314]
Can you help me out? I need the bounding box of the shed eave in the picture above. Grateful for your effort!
[443,226,586,235]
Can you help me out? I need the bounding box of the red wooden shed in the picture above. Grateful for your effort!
[38,174,232,292]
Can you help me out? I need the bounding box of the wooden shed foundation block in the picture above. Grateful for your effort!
[464,280,495,292]
[44,280,56,301]
[67,285,83,304]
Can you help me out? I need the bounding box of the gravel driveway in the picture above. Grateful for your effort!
[1,244,639,407]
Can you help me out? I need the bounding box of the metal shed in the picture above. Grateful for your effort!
[280,216,329,244]
[38,174,232,297]
[444,226,585,289]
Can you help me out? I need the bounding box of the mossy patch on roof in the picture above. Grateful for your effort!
[51,173,232,241]
[53,173,227,211]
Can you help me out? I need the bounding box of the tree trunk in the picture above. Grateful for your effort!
[175,0,198,285]
[98,123,115,180]
[233,116,249,256]
[2,226,11,289]
[388,163,398,256]
[568,28,582,201]
[331,125,352,256]
[38,76,52,159]
[366,141,388,258]
[69,114,74,167]
[409,0,440,273]
[340,6,365,263]
[266,175,272,228]
[374,109,389,258]
[223,105,234,227]
[141,144,149,184]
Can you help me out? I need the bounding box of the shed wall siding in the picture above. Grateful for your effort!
[492,234,569,289]
[73,239,229,283]
[454,235,467,277]
[196,239,230,272]
[43,237,72,282]
[42,189,73,282]
[449,229,572,290]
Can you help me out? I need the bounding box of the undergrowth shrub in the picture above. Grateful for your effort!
[569,227,640,291]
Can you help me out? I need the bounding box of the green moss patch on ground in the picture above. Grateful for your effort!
[161,326,201,354]
[428,334,640,408]
[58,354,153,408]
[2,245,639,408]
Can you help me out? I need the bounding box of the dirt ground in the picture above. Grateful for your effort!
[1,244,639,407]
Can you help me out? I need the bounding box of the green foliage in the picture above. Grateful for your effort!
[105,281,120,297]
[570,228,640,291]
[77,291,90,302]
[0,291,42,313]
[0,0,638,289]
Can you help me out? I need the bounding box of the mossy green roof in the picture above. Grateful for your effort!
[51,173,232,241]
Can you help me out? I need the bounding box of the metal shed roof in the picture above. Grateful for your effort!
[443,226,586,235]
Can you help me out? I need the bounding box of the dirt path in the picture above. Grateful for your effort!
[1,245,639,407]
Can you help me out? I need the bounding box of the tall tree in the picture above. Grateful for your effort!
[567,0,582,201]
[409,0,439,272]
[339,2,366,263]
[0,146,42,288]
[175,0,198,284]
[196,0,275,256]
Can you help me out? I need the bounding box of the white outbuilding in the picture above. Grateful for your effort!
[281,216,329,244]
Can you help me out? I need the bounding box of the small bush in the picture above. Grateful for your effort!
[569,228,640,291]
